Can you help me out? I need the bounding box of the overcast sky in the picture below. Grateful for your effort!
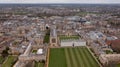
[0,0,120,3]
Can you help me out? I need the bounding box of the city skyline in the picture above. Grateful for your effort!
[0,2,120,67]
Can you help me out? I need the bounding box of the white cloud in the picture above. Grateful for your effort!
[0,0,120,3]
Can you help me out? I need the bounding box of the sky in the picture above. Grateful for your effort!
[0,0,120,4]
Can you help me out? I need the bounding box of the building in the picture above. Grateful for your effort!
[99,54,120,66]
[60,39,86,47]
[88,31,106,41]
[106,39,120,53]
[50,25,58,46]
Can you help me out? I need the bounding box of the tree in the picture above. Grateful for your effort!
[2,50,8,57]
[1,47,9,57]
[6,46,9,51]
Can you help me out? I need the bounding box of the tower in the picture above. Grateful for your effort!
[50,25,58,46]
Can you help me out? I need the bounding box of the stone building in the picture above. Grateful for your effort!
[50,25,58,46]
[99,54,120,66]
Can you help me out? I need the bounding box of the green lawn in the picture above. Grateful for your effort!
[49,48,67,67]
[32,50,37,53]
[35,62,44,67]
[117,64,120,67]
[0,56,5,64]
[59,36,79,40]
[43,35,50,43]
[2,55,17,67]
[43,30,50,43]
[49,47,100,67]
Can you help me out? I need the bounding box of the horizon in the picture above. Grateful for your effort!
[0,3,120,4]
[0,0,120,4]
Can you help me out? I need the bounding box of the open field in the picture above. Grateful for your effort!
[2,55,17,67]
[35,62,44,67]
[48,47,100,67]
[59,35,79,40]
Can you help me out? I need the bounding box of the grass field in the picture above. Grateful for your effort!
[2,55,17,67]
[35,62,44,67]
[59,36,79,40]
[43,30,50,43]
[43,35,50,43]
[32,50,37,53]
[49,48,67,67]
[0,56,5,64]
[48,47,100,67]
[117,64,120,67]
